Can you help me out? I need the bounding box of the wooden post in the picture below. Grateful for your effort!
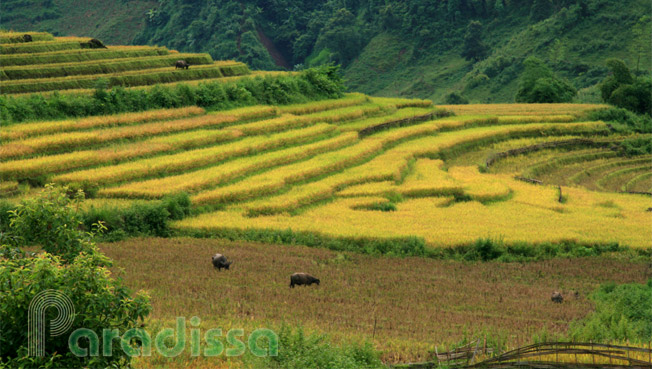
[558,185,563,203]
[470,339,481,365]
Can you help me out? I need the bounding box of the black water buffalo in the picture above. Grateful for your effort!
[212,253,232,271]
[551,291,563,303]
[88,38,107,49]
[175,60,189,69]
[23,34,32,42]
[290,273,320,288]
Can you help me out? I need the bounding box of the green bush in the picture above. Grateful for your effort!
[8,184,104,264]
[259,326,384,369]
[444,91,469,104]
[83,193,191,240]
[586,107,652,133]
[0,185,151,368]
[600,59,652,115]
[569,280,652,342]
[621,136,652,156]
[515,57,576,103]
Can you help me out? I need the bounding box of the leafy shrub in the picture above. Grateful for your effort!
[0,200,15,233]
[444,91,469,104]
[600,59,652,115]
[260,326,384,369]
[569,280,652,342]
[8,184,104,264]
[0,185,151,368]
[620,137,652,156]
[586,107,652,133]
[83,193,191,240]
[515,57,576,103]
[467,73,490,88]
[364,202,397,212]
[66,181,99,199]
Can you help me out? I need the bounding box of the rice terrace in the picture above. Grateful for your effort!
[0,1,651,368]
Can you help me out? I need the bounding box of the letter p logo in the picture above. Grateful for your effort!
[28,290,75,357]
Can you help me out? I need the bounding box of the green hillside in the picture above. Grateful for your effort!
[2,0,650,103]
[0,0,156,45]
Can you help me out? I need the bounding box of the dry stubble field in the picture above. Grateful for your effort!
[100,237,650,364]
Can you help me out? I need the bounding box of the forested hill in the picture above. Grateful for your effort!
[1,0,650,102]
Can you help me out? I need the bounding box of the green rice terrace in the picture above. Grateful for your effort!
[0,31,250,95]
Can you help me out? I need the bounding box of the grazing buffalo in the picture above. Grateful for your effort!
[23,34,32,42]
[88,38,107,49]
[175,60,189,69]
[290,273,320,288]
[551,291,563,303]
[212,253,232,271]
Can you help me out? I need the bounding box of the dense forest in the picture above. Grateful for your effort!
[1,0,650,102]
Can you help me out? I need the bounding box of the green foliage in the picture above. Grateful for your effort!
[620,136,652,156]
[7,184,106,264]
[0,67,344,123]
[360,202,397,212]
[185,227,428,258]
[83,193,192,241]
[600,59,652,115]
[461,21,488,62]
[444,91,469,104]
[314,8,367,66]
[530,0,554,21]
[0,185,151,368]
[435,238,629,262]
[569,280,652,342]
[586,107,652,133]
[258,326,384,369]
[515,57,577,103]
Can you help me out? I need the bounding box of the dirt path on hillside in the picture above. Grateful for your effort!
[256,27,291,69]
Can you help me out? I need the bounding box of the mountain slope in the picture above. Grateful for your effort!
[2,0,649,103]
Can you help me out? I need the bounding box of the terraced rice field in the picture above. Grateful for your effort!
[0,31,250,94]
[2,91,650,249]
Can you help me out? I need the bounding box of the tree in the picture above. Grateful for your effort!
[600,59,651,115]
[515,57,577,103]
[314,8,365,66]
[630,16,651,72]
[530,0,554,21]
[461,21,488,62]
[0,185,151,368]
[444,91,470,104]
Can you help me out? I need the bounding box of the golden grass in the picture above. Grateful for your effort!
[277,93,369,115]
[177,179,651,249]
[99,131,356,198]
[437,103,608,116]
[1,106,273,159]
[54,124,339,188]
[1,106,205,141]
